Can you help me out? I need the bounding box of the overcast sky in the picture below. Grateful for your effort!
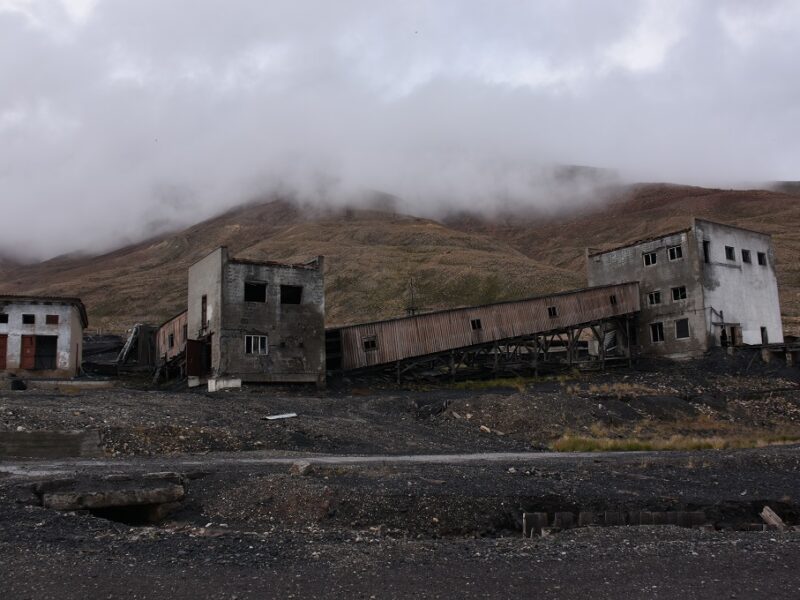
[1,0,799,259]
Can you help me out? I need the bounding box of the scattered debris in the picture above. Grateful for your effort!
[290,460,313,476]
[760,506,786,530]
[263,412,298,421]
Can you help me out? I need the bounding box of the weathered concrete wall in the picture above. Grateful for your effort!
[0,302,84,377]
[587,230,707,359]
[218,258,325,384]
[187,248,225,372]
[695,219,784,346]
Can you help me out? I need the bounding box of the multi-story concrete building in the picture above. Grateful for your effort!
[586,218,783,359]
[187,247,325,385]
[0,295,88,377]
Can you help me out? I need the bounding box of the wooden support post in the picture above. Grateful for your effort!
[449,351,455,382]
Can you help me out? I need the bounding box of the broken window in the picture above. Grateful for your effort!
[280,285,303,305]
[725,246,735,261]
[362,336,377,352]
[45,315,59,325]
[671,286,687,301]
[668,245,683,261]
[201,295,208,329]
[0,314,7,324]
[757,252,767,266]
[647,291,662,305]
[22,314,35,325]
[547,306,558,318]
[470,318,482,331]
[245,334,268,355]
[642,251,657,266]
[650,322,664,343]
[741,249,751,263]
[244,281,267,303]
[609,295,618,306]
[675,318,690,339]
[703,240,710,264]
[168,333,175,349]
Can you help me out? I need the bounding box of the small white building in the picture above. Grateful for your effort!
[0,296,88,378]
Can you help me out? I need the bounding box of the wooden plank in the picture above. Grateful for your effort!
[760,506,786,530]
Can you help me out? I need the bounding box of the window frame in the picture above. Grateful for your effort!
[244,281,268,303]
[470,318,482,331]
[245,334,269,355]
[45,314,59,325]
[0,314,7,324]
[675,318,690,340]
[725,246,736,261]
[757,252,767,266]
[362,335,378,352]
[671,286,687,301]
[647,290,662,306]
[280,285,303,305]
[667,245,683,261]
[547,306,558,318]
[649,322,665,343]
[22,314,35,325]
[609,294,618,306]
[741,249,751,264]
[642,251,657,267]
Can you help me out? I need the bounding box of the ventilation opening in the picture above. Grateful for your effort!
[89,503,178,526]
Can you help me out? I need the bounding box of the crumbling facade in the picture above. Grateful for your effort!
[187,247,325,385]
[586,218,783,359]
[0,296,88,377]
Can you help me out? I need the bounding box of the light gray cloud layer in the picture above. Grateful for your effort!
[1,0,799,258]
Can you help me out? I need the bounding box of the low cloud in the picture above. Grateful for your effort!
[1,0,799,259]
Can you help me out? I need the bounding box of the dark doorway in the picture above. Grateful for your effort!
[34,336,58,370]
[186,336,212,377]
[0,334,7,370]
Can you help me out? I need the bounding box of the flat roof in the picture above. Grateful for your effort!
[0,295,89,328]
[587,217,772,258]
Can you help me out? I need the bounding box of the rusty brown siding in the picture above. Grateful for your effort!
[332,283,640,370]
[157,310,188,363]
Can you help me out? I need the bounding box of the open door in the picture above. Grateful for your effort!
[187,339,211,377]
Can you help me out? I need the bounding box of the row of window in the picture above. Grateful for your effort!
[643,244,683,266]
[244,282,304,304]
[724,245,767,265]
[647,285,686,306]
[649,318,690,343]
[0,314,59,325]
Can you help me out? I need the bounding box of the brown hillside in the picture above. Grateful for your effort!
[447,184,800,335]
[0,184,797,335]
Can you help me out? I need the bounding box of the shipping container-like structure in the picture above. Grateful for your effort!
[326,282,640,376]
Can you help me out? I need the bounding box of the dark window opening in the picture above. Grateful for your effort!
[671,286,687,301]
[22,314,35,325]
[675,318,690,339]
[725,246,735,261]
[182,324,188,341]
[280,285,303,305]
[547,306,558,318]
[470,318,482,331]
[643,251,657,266]
[609,295,618,306]
[362,336,377,352]
[668,245,683,261]
[741,249,751,263]
[45,314,59,325]
[244,281,267,303]
[201,295,208,329]
[647,291,662,306]
[650,322,664,343]
[757,252,767,266]
[761,327,769,345]
[703,240,710,264]
[168,333,175,349]
[245,335,268,355]
[0,314,7,324]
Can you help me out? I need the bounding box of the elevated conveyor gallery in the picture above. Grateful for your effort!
[326,282,640,379]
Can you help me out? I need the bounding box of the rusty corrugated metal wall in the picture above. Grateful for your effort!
[331,282,640,370]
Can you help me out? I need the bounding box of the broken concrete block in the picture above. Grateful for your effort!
[207,378,242,392]
[289,460,313,476]
[760,506,786,531]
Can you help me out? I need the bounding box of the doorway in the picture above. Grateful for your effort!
[0,335,7,370]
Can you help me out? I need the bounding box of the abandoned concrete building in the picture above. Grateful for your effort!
[0,295,88,377]
[586,218,784,359]
[186,247,326,385]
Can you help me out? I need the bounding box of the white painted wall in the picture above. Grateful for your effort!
[0,302,83,374]
[694,219,784,345]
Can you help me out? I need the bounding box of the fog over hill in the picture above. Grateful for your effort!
[1,1,799,260]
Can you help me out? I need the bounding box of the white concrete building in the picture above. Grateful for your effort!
[587,218,784,359]
[0,296,88,378]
